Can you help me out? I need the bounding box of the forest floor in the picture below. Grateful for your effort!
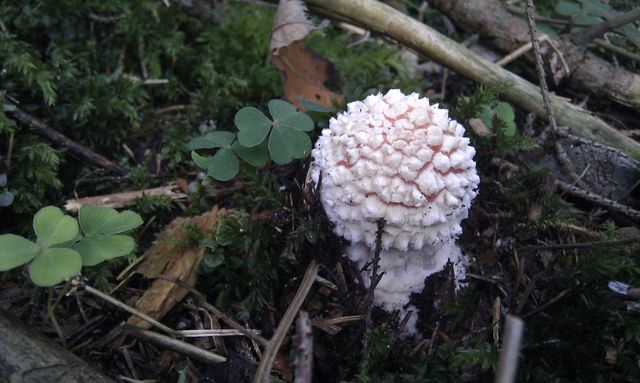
[1,0,640,382]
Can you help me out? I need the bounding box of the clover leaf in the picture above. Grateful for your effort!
[29,248,82,287]
[0,234,41,271]
[73,205,143,266]
[33,206,79,248]
[235,107,272,148]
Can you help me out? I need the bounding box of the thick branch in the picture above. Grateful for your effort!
[0,308,116,382]
[305,0,640,159]
[427,0,640,110]
[8,104,127,175]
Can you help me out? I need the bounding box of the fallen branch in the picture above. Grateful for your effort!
[7,103,127,175]
[426,0,640,111]
[304,0,640,159]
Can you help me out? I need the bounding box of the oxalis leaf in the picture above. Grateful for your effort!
[187,131,236,150]
[29,247,82,287]
[269,125,312,165]
[79,205,143,237]
[235,107,272,148]
[192,149,239,181]
[232,141,269,167]
[0,234,41,271]
[74,234,135,267]
[33,206,79,248]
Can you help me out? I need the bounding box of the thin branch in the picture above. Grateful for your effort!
[519,235,640,253]
[7,103,127,175]
[569,7,640,46]
[593,38,640,62]
[525,0,557,132]
[253,260,319,383]
[123,324,226,364]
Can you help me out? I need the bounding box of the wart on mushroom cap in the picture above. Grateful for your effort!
[312,89,479,333]
[312,89,479,251]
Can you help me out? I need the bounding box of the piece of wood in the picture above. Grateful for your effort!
[0,307,116,382]
[64,184,187,212]
[305,0,640,159]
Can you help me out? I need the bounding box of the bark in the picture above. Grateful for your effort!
[0,308,116,383]
[304,0,640,159]
[427,0,640,110]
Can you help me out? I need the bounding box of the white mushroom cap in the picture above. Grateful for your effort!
[312,89,479,251]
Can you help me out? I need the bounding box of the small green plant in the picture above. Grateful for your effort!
[0,205,142,286]
[0,173,13,207]
[190,99,314,181]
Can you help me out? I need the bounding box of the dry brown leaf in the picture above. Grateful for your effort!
[271,40,342,111]
[126,207,223,330]
[270,0,319,55]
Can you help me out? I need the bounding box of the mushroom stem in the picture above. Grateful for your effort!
[347,242,468,334]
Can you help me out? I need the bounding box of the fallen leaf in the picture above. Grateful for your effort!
[271,40,342,111]
[270,0,319,55]
[126,207,223,330]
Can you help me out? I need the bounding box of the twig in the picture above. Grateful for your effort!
[294,311,313,383]
[495,315,525,383]
[593,38,640,62]
[569,7,640,46]
[88,12,126,23]
[123,324,226,364]
[73,280,176,336]
[555,179,640,221]
[523,288,571,318]
[519,235,640,253]
[7,103,127,175]
[154,275,269,347]
[495,35,569,77]
[505,5,592,27]
[525,0,557,132]
[252,260,319,383]
[176,329,262,338]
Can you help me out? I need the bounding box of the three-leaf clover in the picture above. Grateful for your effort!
[0,205,143,287]
[190,99,314,181]
[235,100,314,165]
[0,206,81,286]
[190,131,269,181]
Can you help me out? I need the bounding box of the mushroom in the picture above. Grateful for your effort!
[311,89,479,333]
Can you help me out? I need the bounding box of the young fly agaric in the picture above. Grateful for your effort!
[311,89,479,332]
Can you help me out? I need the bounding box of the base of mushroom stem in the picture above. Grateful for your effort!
[346,242,468,335]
